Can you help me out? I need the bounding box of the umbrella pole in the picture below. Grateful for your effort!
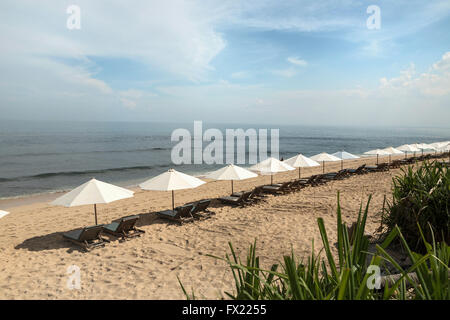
[341,160,343,170]
[323,161,325,174]
[172,190,175,211]
[231,180,234,194]
[94,204,98,225]
[298,167,301,179]
[271,175,273,185]
[377,154,379,165]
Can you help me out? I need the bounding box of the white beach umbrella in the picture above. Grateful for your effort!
[139,168,205,210]
[284,154,320,178]
[364,149,390,165]
[331,151,360,170]
[396,144,421,159]
[51,178,134,225]
[430,142,449,154]
[0,210,9,219]
[205,164,257,193]
[438,143,450,162]
[382,147,404,155]
[310,152,341,173]
[412,143,437,156]
[382,147,404,163]
[438,143,450,152]
[250,157,295,184]
[429,142,445,149]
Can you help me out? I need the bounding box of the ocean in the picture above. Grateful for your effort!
[0,120,449,199]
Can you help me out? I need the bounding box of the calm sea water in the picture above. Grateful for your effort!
[0,120,449,199]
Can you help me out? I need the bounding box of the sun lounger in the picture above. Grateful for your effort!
[323,170,348,181]
[286,179,306,191]
[347,164,366,175]
[63,225,109,251]
[103,215,145,240]
[313,174,330,184]
[390,159,403,168]
[155,204,194,224]
[262,181,293,194]
[189,199,214,219]
[232,186,267,204]
[219,191,252,207]
[298,175,320,187]
[366,163,389,172]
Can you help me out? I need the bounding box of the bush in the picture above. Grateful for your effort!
[381,161,449,252]
[180,193,449,300]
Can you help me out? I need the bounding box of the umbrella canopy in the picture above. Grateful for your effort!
[412,143,436,151]
[0,210,9,219]
[396,144,421,159]
[331,151,360,160]
[51,178,134,225]
[382,147,404,163]
[204,164,257,193]
[310,152,341,162]
[139,169,205,210]
[284,154,320,178]
[396,144,421,153]
[310,153,341,173]
[331,151,359,170]
[364,149,390,156]
[438,143,450,152]
[250,157,294,184]
[382,147,404,155]
[364,149,390,165]
[429,142,445,149]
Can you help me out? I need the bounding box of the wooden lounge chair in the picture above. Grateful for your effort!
[298,175,320,187]
[313,174,330,185]
[286,179,306,191]
[155,204,194,224]
[219,191,252,207]
[366,163,389,172]
[347,164,366,175]
[189,199,214,219]
[323,170,348,181]
[232,186,267,204]
[390,159,403,169]
[262,181,293,195]
[103,215,145,241]
[63,225,109,251]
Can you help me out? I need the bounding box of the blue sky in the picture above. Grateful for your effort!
[0,0,449,126]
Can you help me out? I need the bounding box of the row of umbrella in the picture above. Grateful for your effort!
[2,141,448,224]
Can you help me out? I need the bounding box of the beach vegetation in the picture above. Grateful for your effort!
[381,161,449,252]
[180,192,449,300]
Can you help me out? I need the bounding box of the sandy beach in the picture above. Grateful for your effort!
[0,155,444,299]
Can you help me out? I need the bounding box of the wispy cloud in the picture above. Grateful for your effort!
[287,57,308,67]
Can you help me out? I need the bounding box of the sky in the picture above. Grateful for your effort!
[0,0,449,127]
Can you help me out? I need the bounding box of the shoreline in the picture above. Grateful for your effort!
[1,153,445,211]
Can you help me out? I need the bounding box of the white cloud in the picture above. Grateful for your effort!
[380,52,450,97]
[287,57,307,67]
